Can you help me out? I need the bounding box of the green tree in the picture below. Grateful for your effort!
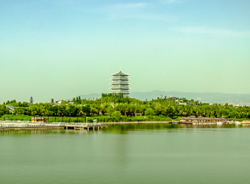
[82,105,91,116]
[145,108,155,117]
[107,106,114,116]
[164,106,174,118]
[30,97,33,104]
[111,111,122,120]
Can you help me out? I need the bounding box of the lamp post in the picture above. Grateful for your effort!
[69,113,71,123]
[77,113,79,123]
[62,113,64,122]
[79,112,83,123]
[45,114,47,123]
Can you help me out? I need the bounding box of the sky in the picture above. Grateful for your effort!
[0,0,250,103]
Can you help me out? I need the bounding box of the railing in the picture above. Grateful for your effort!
[111,87,130,90]
[111,78,129,81]
[0,121,102,128]
[0,122,44,128]
[112,76,128,79]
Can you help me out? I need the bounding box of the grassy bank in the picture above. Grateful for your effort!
[2,115,248,123]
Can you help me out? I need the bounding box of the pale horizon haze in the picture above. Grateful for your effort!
[0,0,250,103]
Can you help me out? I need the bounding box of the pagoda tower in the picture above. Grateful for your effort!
[110,70,130,96]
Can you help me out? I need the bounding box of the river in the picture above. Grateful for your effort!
[0,124,250,184]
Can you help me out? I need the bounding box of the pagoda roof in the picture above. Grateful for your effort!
[112,70,129,76]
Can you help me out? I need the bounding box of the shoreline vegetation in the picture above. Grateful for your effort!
[0,114,176,123]
[1,93,250,123]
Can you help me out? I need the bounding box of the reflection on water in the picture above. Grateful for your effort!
[103,123,180,133]
[0,129,91,136]
[103,123,246,133]
[180,124,243,129]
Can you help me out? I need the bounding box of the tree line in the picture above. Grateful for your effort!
[1,93,250,121]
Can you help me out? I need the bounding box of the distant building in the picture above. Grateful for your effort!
[31,117,47,122]
[180,115,235,124]
[168,97,179,101]
[55,100,62,105]
[6,105,14,113]
[110,70,130,96]
[242,121,250,124]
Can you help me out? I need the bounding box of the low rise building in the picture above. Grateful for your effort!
[241,121,250,124]
[180,115,235,124]
[6,105,14,113]
[55,100,62,105]
[31,117,47,122]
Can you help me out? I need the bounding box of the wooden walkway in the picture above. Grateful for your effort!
[64,123,106,130]
[0,122,107,131]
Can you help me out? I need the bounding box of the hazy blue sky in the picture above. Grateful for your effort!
[0,0,250,102]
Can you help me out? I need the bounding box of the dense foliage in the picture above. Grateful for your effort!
[1,93,250,122]
[0,105,10,117]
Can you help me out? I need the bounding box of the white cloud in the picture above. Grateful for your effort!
[172,27,250,37]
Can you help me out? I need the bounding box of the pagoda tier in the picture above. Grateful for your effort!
[112,78,129,81]
[111,82,129,85]
[111,87,130,90]
[110,70,130,96]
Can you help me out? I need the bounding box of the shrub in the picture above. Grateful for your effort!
[111,111,122,119]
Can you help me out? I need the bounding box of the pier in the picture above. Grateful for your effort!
[0,122,107,131]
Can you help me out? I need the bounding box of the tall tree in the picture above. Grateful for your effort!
[30,97,33,104]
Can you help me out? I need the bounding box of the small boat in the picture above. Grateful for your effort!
[170,121,177,125]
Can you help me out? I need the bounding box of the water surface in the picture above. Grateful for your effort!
[0,124,250,184]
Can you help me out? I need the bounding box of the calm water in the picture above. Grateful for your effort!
[1,124,250,184]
